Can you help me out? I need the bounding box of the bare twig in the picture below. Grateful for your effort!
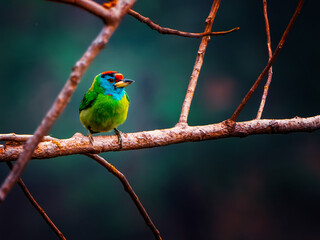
[256,0,273,119]
[230,0,305,122]
[128,9,239,38]
[6,162,66,240]
[178,0,222,125]
[1,115,319,162]
[0,0,137,203]
[86,154,162,240]
[47,0,135,23]
[47,0,111,22]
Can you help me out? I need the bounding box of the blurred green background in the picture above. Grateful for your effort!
[1,0,320,239]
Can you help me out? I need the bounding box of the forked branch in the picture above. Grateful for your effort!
[230,0,305,122]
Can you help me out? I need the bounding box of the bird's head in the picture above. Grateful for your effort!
[93,71,134,99]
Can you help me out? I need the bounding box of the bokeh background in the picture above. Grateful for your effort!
[1,0,319,239]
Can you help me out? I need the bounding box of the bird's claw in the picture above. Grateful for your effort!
[88,132,94,145]
[114,128,123,148]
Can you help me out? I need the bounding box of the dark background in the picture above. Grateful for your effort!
[1,0,319,239]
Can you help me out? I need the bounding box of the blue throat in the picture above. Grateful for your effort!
[105,87,126,101]
[99,76,126,101]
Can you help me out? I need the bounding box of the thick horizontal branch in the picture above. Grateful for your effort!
[1,115,319,161]
[0,134,57,142]
[128,9,239,38]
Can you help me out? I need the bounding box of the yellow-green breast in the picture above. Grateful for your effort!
[79,93,129,133]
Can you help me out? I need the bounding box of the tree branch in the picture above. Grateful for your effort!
[0,134,57,142]
[6,162,66,240]
[178,0,221,125]
[1,0,316,239]
[256,0,273,119]
[128,9,239,38]
[1,115,319,162]
[86,154,162,240]
[230,0,305,122]
[47,0,135,23]
[0,0,137,203]
[47,0,111,23]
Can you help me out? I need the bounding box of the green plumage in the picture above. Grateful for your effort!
[79,90,98,112]
[79,71,133,140]
[79,91,129,133]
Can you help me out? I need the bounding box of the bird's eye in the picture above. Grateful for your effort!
[108,78,115,83]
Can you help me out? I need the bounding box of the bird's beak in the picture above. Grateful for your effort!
[114,79,134,88]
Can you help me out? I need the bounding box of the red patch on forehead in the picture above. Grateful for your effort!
[114,73,124,82]
[101,70,117,75]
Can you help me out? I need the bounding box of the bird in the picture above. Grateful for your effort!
[79,71,134,146]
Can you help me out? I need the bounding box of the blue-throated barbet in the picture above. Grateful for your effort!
[79,71,134,145]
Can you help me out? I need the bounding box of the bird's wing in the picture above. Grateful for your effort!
[125,92,130,102]
[79,90,98,112]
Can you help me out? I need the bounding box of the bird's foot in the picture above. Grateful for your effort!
[88,132,94,145]
[114,128,123,148]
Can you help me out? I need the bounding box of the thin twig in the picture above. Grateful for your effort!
[1,115,319,161]
[0,0,137,203]
[47,0,111,23]
[128,9,239,38]
[6,162,66,240]
[178,0,222,125]
[86,154,162,240]
[230,0,305,122]
[47,0,135,24]
[256,0,273,119]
